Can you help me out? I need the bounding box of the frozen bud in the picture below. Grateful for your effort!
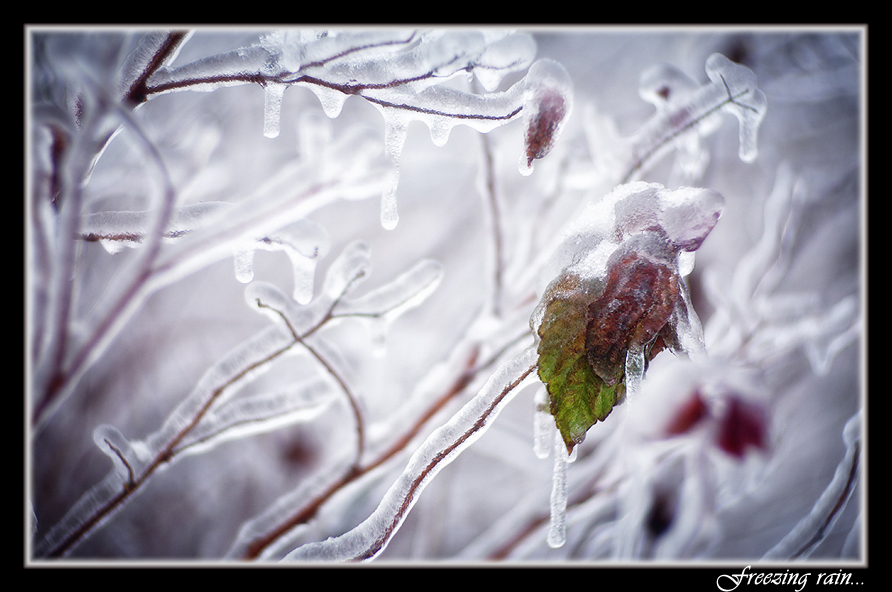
[520,59,573,175]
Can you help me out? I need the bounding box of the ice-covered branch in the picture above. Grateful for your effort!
[120,30,193,106]
[585,53,767,186]
[283,346,538,562]
[32,97,179,428]
[35,239,445,558]
[33,322,302,558]
[762,412,861,559]
[137,29,570,229]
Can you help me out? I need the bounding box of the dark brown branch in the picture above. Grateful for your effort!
[124,31,192,106]
[256,298,366,471]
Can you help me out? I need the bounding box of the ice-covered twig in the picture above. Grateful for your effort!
[138,29,570,229]
[762,412,861,559]
[120,30,193,106]
[32,99,179,428]
[283,346,538,562]
[588,53,767,185]
[34,241,441,558]
[233,322,531,560]
[33,323,302,558]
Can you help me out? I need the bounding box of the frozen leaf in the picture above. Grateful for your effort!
[533,184,724,454]
[535,272,625,453]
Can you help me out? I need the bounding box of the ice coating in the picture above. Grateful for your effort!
[283,346,539,562]
[175,378,335,457]
[538,182,725,299]
[532,182,723,454]
[232,219,331,305]
[333,259,443,320]
[474,32,537,92]
[93,424,150,481]
[704,53,767,163]
[80,201,232,253]
[322,241,371,300]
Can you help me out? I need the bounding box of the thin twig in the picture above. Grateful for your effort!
[256,298,366,470]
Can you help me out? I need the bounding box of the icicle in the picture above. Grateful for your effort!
[624,346,646,400]
[263,83,286,139]
[380,115,409,230]
[546,430,570,548]
[533,386,553,459]
[289,251,317,305]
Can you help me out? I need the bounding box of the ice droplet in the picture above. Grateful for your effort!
[306,84,349,119]
[234,248,255,283]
